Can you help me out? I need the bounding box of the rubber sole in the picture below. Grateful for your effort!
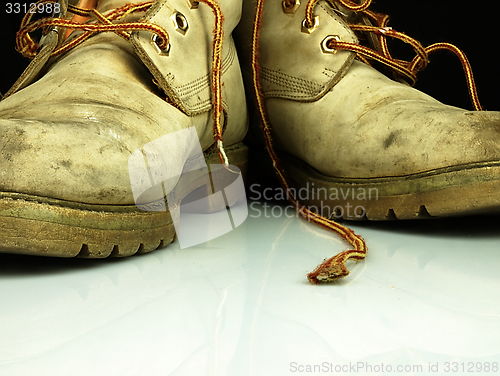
[0,143,248,258]
[250,149,500,220]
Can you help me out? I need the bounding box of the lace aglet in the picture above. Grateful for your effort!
[217,140,229,167]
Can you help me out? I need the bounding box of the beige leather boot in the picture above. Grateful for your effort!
[0,0,248,257]
[236,0,500,221]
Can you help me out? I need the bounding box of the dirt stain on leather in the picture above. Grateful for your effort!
[383,130,402,149]
[59,160,72,169]
[0,127,31,162]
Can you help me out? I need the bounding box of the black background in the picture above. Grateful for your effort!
[0,1,498,111]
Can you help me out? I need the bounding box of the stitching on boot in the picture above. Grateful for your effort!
[176,40,236,99]
[260,67,324,97]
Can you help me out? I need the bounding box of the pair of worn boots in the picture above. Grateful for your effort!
[0,0,499,264]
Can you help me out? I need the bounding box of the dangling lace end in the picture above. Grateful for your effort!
[307,249,366,284]
[217,139,229,167]
[216,140,240,174]
[298,205,367,283]
[307,255,350,284]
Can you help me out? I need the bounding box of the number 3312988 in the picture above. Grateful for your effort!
[6,3,61,14]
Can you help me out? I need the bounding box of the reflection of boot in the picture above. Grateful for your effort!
[235,0,500,283]
[0,0,248,257]
[236,0,500,221]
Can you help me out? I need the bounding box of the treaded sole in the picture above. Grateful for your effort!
[250,149,500,220]
[0,143,248,258]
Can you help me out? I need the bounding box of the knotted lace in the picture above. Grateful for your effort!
[301,0,482,110]
[15,0,229,165]
[254,0,484,284]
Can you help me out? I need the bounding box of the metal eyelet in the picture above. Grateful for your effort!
[282,0,300,14]
[301,15,319,34]
[188,0,199,9]
[321,35,340,54]
[171,11,189,35]
[151,34,171,56]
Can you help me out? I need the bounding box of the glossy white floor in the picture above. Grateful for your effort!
[1,201,499,376]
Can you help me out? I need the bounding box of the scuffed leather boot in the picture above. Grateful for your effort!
[0,0,248,257]
[235,0,500,221]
